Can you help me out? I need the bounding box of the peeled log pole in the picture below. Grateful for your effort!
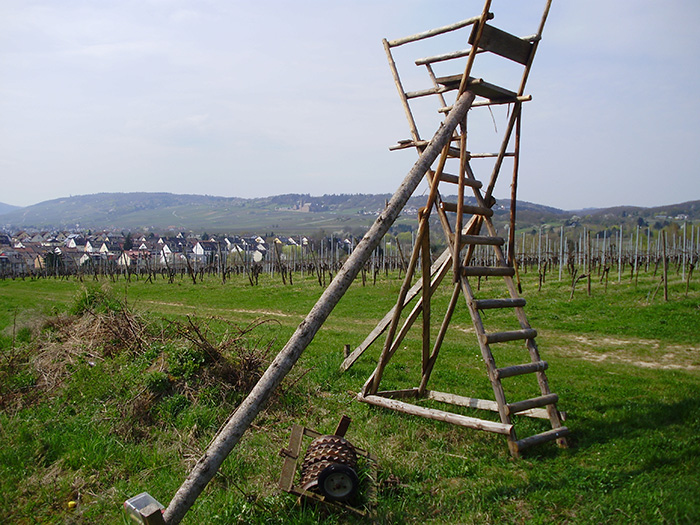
[162,91,475,525]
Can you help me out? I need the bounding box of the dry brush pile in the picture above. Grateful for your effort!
[0,286,298,438]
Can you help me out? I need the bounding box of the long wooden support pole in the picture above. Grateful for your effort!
[162,91,475,525]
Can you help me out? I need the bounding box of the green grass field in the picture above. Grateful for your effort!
[1,268,699,524]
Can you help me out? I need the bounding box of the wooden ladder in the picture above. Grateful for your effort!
[347,0,568,457]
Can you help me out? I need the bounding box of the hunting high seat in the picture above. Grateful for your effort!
[344,0,568,458]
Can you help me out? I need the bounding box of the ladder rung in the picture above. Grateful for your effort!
[389,141,461,158]
[440,95,531,112]
[484,328,537,344]
[507,393,558,415]
[389,139,428,151]
[470,152,516,158]
[436,75,518,102]
[438,173,482,189]
[515,426,570,452]
[496,360,547,379]
[405,86,449,99]
[458,234,505,246]
[440,202,493,217]
[475,298,526,310]
[462,266,515,277]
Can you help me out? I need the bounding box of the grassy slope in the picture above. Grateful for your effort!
[0,268,699,524]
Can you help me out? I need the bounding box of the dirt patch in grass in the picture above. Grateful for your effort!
[141,299,295,318]
[547,332,700,371]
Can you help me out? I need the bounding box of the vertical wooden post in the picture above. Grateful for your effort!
[559,225,564,281]
[509,107,522,268]
[161,91,475,525]
[618,224,623,283]
[587,231,592,296]
[663,230,669,302]
[421,211,431,374]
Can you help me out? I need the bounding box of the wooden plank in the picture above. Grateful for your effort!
[515,426,570,452]
[469,23,534,65]
[474,298,526,310]
[507,393,558,415]
[278,424,304,491]
[461,266,515,277]
[440,202,493,216]
[459,234,504,246]
[495,360,547,379]
[334,415,352,437]
[484,328,537,344]
[359,394,513,435]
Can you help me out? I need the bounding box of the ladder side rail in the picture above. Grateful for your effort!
[453,122,468,280]
[420,212,432,375]
[518,0,554,96]
[383,39,422,143]
[508,109,521,266]
[475,210,568,445]
[459,272,517,454]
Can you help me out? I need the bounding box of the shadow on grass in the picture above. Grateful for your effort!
[571,395,700,451]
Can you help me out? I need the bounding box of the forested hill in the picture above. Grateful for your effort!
[0,202,20,215]
[0,192,697,234]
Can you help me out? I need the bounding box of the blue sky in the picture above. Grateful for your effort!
[2,1,699,209]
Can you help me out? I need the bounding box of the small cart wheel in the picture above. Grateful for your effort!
[317,463,359,502]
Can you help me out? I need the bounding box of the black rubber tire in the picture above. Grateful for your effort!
[317,463,359,502]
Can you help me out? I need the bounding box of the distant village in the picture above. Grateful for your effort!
[0,230,364,278]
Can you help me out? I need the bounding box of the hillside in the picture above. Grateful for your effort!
[0,202,20,215]
[0,192,697,235]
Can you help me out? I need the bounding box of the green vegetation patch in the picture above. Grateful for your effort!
[0,270,698,523]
